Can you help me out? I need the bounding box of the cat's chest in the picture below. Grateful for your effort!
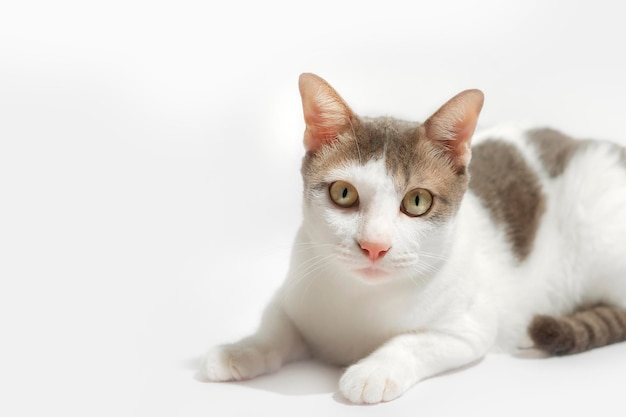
[281,263,426,364]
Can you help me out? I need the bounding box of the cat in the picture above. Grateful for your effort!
[203,73,626,404]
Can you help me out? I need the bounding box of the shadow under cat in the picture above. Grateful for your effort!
[190,355,487,402]
[189,357,341,397]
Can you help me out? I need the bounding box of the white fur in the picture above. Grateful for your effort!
[205,125,626,403]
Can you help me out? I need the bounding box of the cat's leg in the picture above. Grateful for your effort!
[339,309,496,404]
[204,301,309,381]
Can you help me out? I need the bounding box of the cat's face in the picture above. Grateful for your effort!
[301,117,469,282]
[297,73,483,283]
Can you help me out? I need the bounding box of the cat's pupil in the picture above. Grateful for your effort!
[342,188,348,199]
[414,195,420,206]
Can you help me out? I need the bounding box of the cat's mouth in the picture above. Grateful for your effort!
[355,265,391,280]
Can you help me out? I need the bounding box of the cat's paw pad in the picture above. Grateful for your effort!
[339,361,413,404]
[203,344,279,382]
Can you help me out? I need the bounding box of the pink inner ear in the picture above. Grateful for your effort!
[448,109,480,166]
[424,89,484,167]
[299,73,353,152]
[302,107,342,152]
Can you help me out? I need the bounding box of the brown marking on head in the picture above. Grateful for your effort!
[379,117,472,221]
[529,305,626,355]
[300,116,469,222]
[469,140,546,262]
[298,76,484,223]
[299,116,386,191]
[526,128,590,177]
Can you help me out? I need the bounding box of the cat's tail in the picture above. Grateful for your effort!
[528,305,626,355]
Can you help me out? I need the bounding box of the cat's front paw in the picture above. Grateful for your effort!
[339,360,415,404]
[203,344,280,382]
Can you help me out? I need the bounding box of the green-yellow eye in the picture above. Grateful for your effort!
[401,188,433,217]
[329,181,359,208]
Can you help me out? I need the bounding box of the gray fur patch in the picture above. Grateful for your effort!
[301,116,468,222]
[526,128,589,177]
[528,128,626,173]
[469,140,546,262]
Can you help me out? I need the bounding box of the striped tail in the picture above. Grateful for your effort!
[528,305,626,355]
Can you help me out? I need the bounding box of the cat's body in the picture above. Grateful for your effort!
[205,74,626,403]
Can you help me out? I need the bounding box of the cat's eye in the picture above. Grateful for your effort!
[401,188,433,217]
[329,181,359,208]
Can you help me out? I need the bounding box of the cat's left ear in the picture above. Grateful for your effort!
[299,73,355,152]
[424,89,484,169]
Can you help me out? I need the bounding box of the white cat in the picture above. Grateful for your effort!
[204,73,626,404]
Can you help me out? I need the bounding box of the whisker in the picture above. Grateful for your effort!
[347,117,362,165]
[403,264,432,288]
[293,253,337,280]
[281,253,337,300]
[291,241,335,247]
[290,241,337,253]
[281,262,332,304]
[417,251,447,261]
[299,261,334,296]
[291,253,330,274]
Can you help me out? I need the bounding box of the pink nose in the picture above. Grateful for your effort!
[359,241,391,262]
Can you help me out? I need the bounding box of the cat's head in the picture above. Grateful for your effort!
[298,73,483,283]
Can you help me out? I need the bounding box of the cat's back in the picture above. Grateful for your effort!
[470,124,626,181]
[469,124,625,278]
[469,125,626,223]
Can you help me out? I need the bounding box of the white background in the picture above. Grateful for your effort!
[2,1,626,416]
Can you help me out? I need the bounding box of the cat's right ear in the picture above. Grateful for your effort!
[299,73,354,152]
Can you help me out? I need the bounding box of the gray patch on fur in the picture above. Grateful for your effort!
[528,128,626,173]
[469,140,546,262]
[526,128,589,177]
[301,116,468,221]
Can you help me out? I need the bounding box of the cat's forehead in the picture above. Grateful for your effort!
[325,158,395,196]
[303,116,419,186]
[302,116,460,189]
[356,117,423,178]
